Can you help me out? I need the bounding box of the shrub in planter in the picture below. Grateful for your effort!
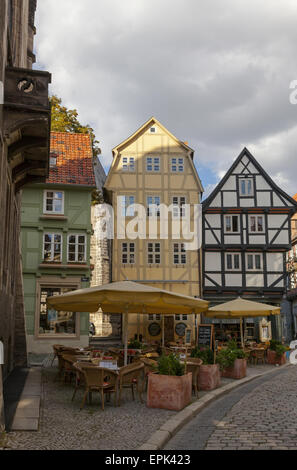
[267,340,287,365]
[127,339,142,349]
[191,346,220,391]
[216,340,247,379]
[147,354,192,411]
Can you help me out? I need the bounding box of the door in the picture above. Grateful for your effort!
[164,316,175,343]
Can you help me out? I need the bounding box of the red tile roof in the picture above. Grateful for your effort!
[47,132,96,187]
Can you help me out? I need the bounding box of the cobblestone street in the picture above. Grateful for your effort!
[165,365,297,450]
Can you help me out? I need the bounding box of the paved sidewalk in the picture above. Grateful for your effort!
[10,368,42,431]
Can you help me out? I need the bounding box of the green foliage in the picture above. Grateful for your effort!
[269,340,287,357]
[191,346,214,365]
[50,95,101,157]
[216,340,246,371]
[157,353,185,376]
[127,339,142,349]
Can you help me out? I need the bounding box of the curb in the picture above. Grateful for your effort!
[138,363,292,450]
[11,368,42,432]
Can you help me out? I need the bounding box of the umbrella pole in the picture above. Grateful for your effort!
[162,315,165,348]
[240,317,244,349]
[124,308,129,366]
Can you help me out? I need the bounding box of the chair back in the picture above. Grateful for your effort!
[119,362,144,385]
[188,357,203,365]
[81,366,118,388]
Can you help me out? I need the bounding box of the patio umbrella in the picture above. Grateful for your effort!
[47,280,209,365]
[204,297,280,348]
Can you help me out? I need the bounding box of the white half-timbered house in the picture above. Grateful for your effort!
[202,148,297,341]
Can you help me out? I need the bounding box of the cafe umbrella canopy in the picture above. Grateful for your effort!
[47,280,209,365]
[204,297,280,348]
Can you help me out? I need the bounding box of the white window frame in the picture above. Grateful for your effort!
[224,215,240,233]
[147,195,161,217]
[149,126,157,133]
[121,156,135,172]
[249,215,264,233]
[171,157,184,173]
[49,153,58,167]
[172,195,187,218]
[239,177,254,197]
[246,253,262,271]
[225,253,241,271]
[67,234,87,263]
[43,190,64,215]
[173,242,187,265]
[121,242,135,265]
[146,156,160,172]
[147,242,161,265]
[119,195,135,217]
[43,233,62,262]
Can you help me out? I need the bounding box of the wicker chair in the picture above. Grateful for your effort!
[118,362,144,406]
[186,359,202,397]
[76,365,119,410]
[51,344,65,367]
[251,349,266,365]
[72,362,98,401]
[139,357,158,393]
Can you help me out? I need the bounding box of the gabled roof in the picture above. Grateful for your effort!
[47,132,96,187]
[203,147,297,209]
[104,117,203,192]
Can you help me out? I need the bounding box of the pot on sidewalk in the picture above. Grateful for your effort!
[221,358,247,379]
[267,350,286,366]
[197,364,221,391]
[147,372,192,411]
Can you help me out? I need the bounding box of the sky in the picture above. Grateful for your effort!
[35,0,297,199]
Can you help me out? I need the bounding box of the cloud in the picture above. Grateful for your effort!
[35,0,297,195]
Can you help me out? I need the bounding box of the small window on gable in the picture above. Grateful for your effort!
[239,177,254,197]
[149,126,156,133]
[49,153,58,167]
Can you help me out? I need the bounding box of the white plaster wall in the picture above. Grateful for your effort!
[256,192,271,206]
[225,274,243,287]
[205,252,221,271]
[223,192,237,206]
[246,274,264,287]
[266,252,284,272]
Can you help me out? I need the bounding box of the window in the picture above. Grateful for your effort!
[147,242,161,264]
[239,178,254,196]
[171,157,184,172]
[122,242,135,264]
[148,314,161,320]
[49,153,58,167]
[122,157,135,172]
[173,243,187,265]
[172,196,186,218]
[43,233,62,262]
[246,253,262,270]
[225,215,240,233]
[149,126,156,133]
[119,195,135,216]
[249,215,264,233]
[225,253,241,271]
[147,196,161,217]
[146,156,160,172]
[67,234,86,262]
[44,190,64,214]
[39,286,76,336]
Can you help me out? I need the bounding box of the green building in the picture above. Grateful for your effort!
[21,132,96,354]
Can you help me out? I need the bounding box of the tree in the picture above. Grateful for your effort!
[50,95,101,157]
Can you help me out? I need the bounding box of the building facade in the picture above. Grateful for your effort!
[0,0,51,429]
[21,132,96,354]
[202,148,297,342]
[104,117,204,344]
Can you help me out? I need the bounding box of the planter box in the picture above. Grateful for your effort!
[267,349,286,366]
[147,372,192,411]
[221,358,247,379]
[198,364,221,391]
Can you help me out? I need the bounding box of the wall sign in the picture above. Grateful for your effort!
[175,322,187,337]
[197,324,214,349]
[148,322,161,337]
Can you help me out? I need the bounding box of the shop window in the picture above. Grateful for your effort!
[39,287,76,336]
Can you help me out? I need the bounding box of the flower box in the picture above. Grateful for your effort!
[221,358,247,379]
[147,372,192,411]
[267,349,286,365]
[197,364,221,390]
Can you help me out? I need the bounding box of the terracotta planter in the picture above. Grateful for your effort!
[147,372,192,411]
[197,364,221,391]
[221,358,247,379]
[267,349,286,366]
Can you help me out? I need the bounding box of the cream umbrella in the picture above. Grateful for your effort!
[47,280,209,365]
[205,297,280,348]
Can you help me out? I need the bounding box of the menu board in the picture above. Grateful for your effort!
[197,324,214,349]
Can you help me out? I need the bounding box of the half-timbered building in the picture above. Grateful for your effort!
[202,148,297,341]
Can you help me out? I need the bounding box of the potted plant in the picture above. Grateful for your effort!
[267,340,287,365]
[147,353,192,411]
[191,346,220,391]
[216,340,247,379]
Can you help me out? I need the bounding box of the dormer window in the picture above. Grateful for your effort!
[49,153,58,167]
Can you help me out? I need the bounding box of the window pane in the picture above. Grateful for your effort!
[247,255,253,269]
[250,216,256,232]
[255,255,261,269]
[234,254,240,269]
[241,180,246,195]
[232,216,238,232]
[226,254,232,270]
[226,216,231,232]
[258,217,263,232]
